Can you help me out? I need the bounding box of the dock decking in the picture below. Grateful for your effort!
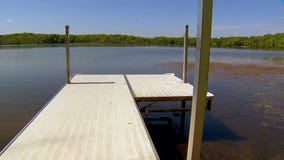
[0,75,159,160]
[126,74,213,102]
[0,74,213,160]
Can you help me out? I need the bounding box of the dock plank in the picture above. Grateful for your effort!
[0,75,158,160]
[126,74,214,102]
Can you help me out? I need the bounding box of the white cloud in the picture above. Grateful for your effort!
[6,19,13,23]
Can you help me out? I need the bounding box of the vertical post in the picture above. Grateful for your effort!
[180,100,186,137]
[183,25,189,83]
[65,25,71,84]
[181,25,189,137]
[187,0,213,160]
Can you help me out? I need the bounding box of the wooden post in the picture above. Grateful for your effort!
[181,25,189,137]
[65,25,71,84]
[187,0,213,160]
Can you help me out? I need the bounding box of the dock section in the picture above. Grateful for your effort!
[0,75,158,160]
[126,74,214,102]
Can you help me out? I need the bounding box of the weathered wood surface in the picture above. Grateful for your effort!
[0,75,158,160]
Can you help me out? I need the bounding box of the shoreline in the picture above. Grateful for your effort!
[0,44,284,51]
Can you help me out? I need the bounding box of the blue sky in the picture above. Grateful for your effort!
[0,0,283,37]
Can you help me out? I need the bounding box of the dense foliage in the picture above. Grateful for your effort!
[0,32,283,50]
[212,33,284,50]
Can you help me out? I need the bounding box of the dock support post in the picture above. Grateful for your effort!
[180,100,186,137]
[65,25,71,84]
[181,25,189,137]
[183,24,189,83]
[187,0,213,160]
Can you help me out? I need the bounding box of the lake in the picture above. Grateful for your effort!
[0,47,283,159]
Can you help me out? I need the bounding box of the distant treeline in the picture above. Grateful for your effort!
[0,32,283,50]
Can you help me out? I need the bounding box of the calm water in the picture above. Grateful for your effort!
[0,47,283,159]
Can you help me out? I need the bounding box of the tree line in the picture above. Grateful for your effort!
[0,32,283,50]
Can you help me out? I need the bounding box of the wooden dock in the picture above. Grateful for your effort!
[0,74,213,159]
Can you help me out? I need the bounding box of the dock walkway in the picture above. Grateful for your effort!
[0,74,213,160]
[0,75,159,160]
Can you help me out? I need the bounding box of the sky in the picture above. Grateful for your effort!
[0,0,284,37]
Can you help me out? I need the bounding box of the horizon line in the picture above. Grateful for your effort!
[1,32,283,39]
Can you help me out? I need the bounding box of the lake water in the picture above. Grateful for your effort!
[0,47,283,159]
